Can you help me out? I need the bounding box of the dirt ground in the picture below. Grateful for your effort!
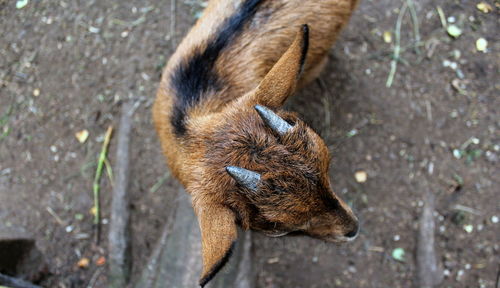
[0,0,498,287]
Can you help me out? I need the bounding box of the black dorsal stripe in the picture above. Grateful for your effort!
[171,0,264,136]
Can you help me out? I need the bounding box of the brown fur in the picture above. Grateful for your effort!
[153,0,359,286]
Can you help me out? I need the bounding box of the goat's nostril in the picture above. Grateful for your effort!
[344,227,359,238]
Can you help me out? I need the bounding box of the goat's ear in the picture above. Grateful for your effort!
[194,202,238,287]
[244,24,309,108]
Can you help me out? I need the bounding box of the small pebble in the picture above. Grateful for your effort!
[391,248,405,262]
[88,26,100,33]
[65,225,74,233]
[456,269,464,281]
[16,0,29,9]
[485,151,498,163]
[447,25,462,38]
[453,149,463,159]
[354,171,367,183]
[476,38,488,52]
[428,162,434,175]
[383,31,392,43]
[267,257,279,264]
[312,256,318,263]
[393,234,400,241]
[33,88,40,97]
[50,145,58,153]
[347,129,358,137]
[476,223,484,231]
[443,60,458,70]
[491,215,499,224]
[463,224,474,234]
[74,233,90,240]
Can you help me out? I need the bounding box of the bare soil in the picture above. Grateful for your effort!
[0,0,498,287]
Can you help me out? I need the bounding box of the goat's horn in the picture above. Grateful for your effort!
[254,105,293,135]
[226,166,261,192]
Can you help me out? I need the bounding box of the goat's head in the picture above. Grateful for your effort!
[187,25,358,286]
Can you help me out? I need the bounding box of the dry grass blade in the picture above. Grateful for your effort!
[93,125,113,244]
[386,2,408,88]
[149,172,170,193]
[436,6,447,29]
[104,157,114,187]
[406,0,421,55]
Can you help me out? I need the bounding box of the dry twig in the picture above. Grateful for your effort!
[416,192,443,287]
[108,103,135,287]
[0,272,42,288]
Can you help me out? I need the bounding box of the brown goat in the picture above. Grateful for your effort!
[153,0,359,286]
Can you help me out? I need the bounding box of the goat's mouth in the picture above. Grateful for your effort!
[265,230,308,238]
[301,230,359,243]
[320,234,358,243]
[264,231,290,237]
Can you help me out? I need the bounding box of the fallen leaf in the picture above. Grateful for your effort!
[75,129,89,144]
[96,256,106,266]
[476,2,493,13]
[383,31,392,43]
[16,0,29,9]
[77,257,90,269]
[447,25,462,38]
[354,171,368,183]
[476,38,488,52]
[392,248,405,262]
